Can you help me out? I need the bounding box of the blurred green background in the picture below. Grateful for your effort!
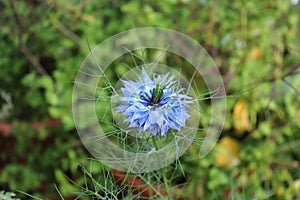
[0,0,300,199]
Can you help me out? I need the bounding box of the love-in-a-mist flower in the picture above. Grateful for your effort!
[117,69,192,137]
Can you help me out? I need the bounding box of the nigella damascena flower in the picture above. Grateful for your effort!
[117,69,192,137]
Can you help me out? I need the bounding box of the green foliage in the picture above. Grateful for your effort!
[0,0,299,199]
[0,164,41,192]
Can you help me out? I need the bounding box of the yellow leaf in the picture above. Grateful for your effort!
[83,14,96,24]
[248,46,262,60]
[233,100,251,134]
[215,137,239,168]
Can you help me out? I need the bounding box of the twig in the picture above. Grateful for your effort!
[52,19,85,50]
[9,0,48,76]
[265,62,300,83]
[188,21,216,36]
[8,0,26,31]
[282,78,300,95]
[19,43,48,75]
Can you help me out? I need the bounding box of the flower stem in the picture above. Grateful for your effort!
[152,136,172,200]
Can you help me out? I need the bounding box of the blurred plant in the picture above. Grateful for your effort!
[0,191,20,200]
[0,89,13,120]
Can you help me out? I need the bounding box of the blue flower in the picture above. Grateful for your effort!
[117,69,192,137]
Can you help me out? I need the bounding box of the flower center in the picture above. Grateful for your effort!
[151,84,165,105]
[138,84,168,107]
